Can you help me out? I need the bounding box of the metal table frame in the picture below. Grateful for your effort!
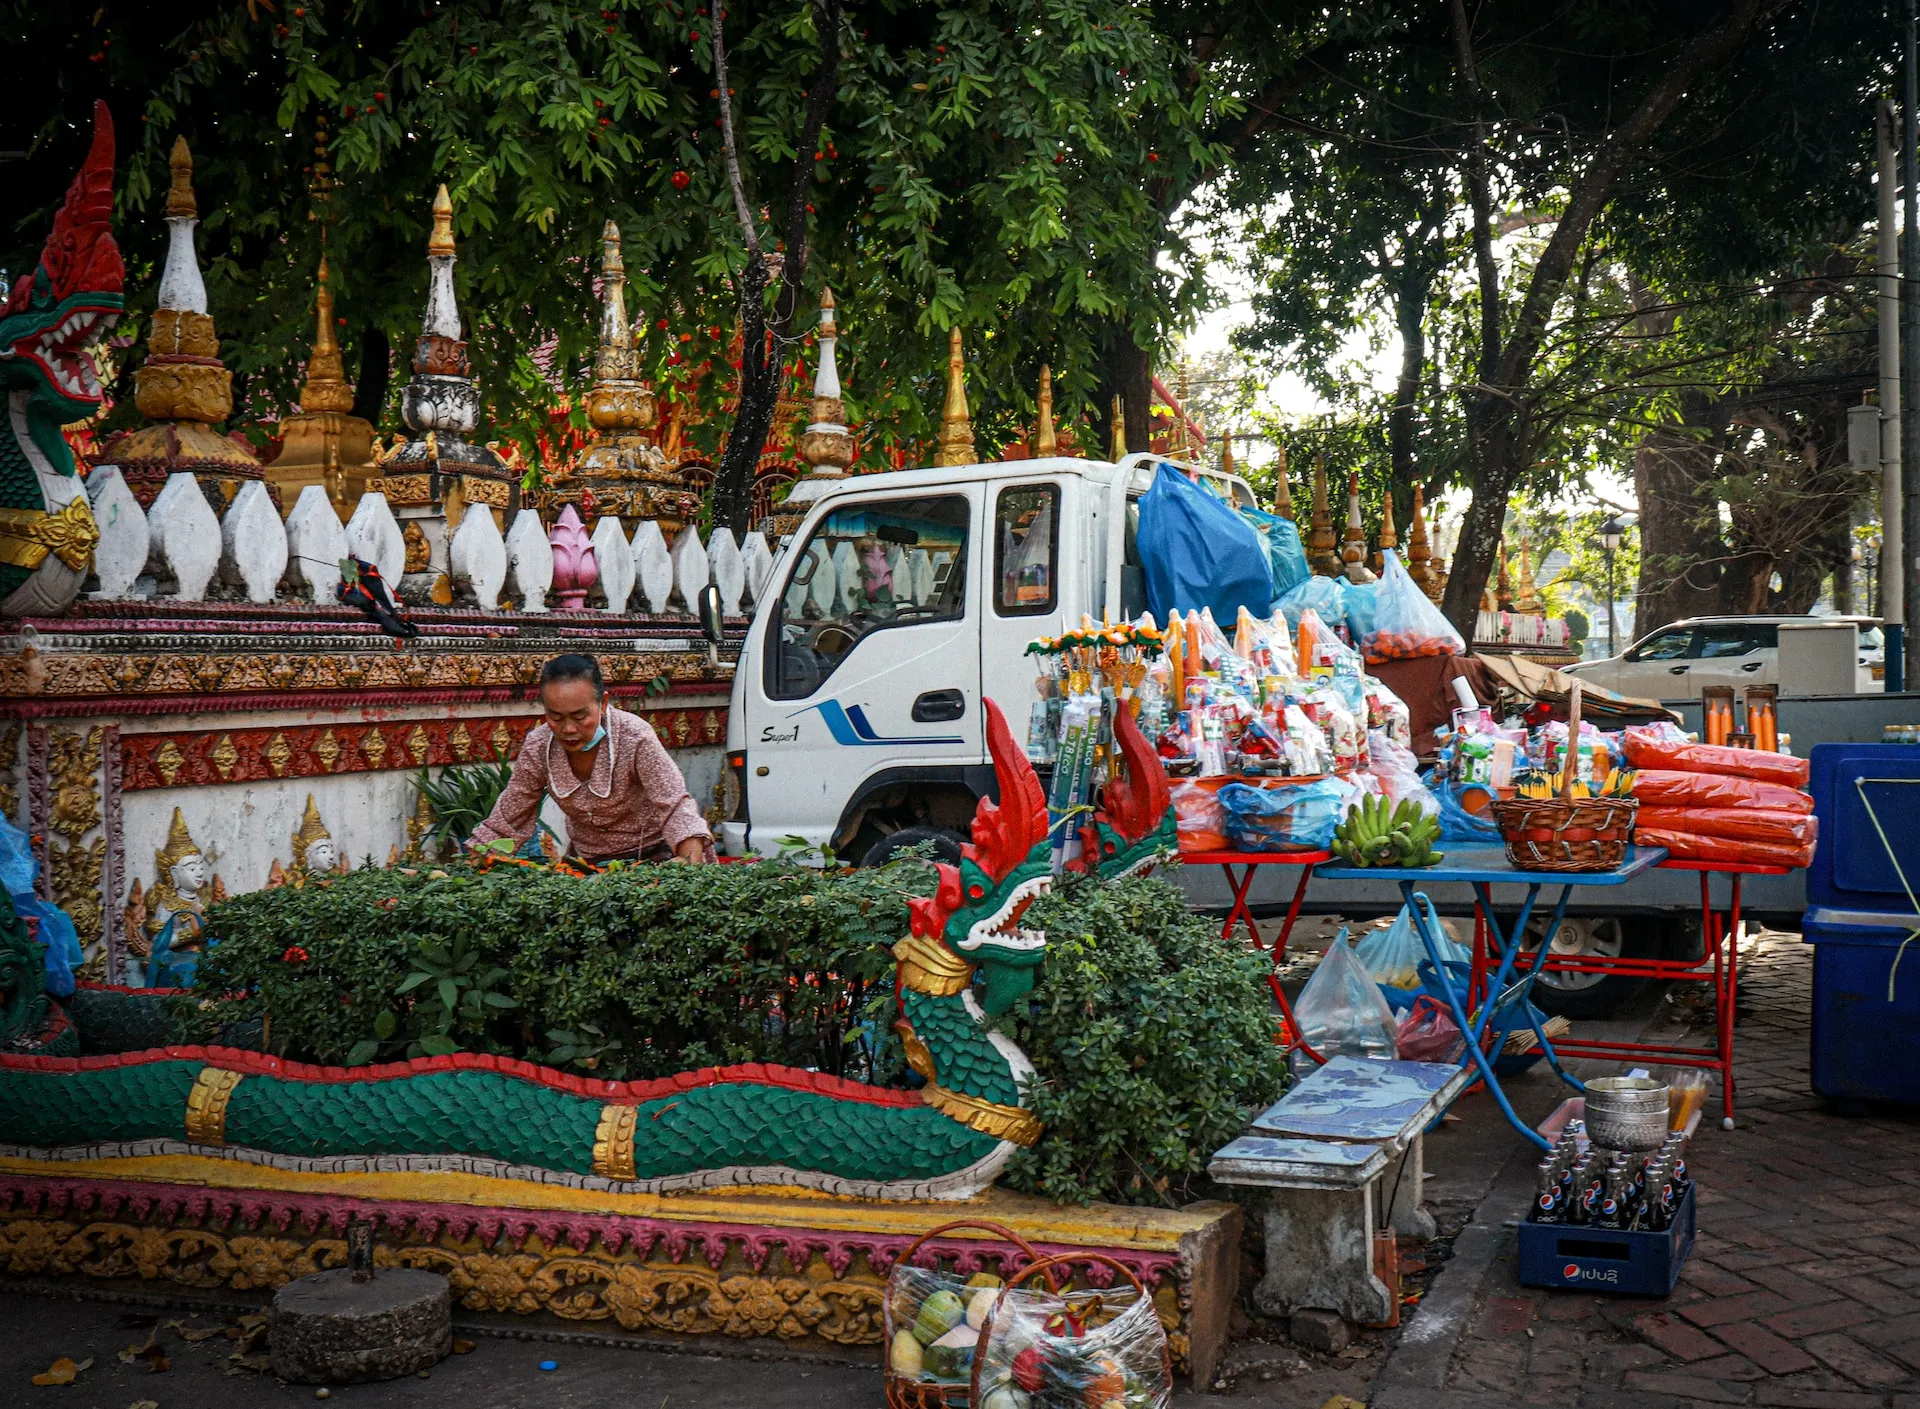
[1316,845,1668,1151]
[1180,848,1332,1063]
[1514,859,1787,1127]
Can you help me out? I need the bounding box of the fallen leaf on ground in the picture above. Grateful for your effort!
[174,1323,224,1343]
[228,1352,273,1374]
[31,1356,93,1386]
[127,1401,160,1409]
[118,1332,154,1364]
[452,1338,475,1354]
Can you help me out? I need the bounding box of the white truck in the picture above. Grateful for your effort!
[716,453,1256,864]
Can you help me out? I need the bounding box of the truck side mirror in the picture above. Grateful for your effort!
[697,583,725,645]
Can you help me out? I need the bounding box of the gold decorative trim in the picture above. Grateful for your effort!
[183,1068,244,1145]
[0,497,100,572]
[592,1104,639,1180]
[921,1083,1042,1148]
[892,935,973,996]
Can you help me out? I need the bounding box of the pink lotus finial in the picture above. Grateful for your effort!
[549,505,599,609]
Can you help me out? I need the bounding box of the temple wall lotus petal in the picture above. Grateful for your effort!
[632,519,673,615]
[343,491,405,586]
[505,508,554,613]
[84,466,148,599]
[590,514,636,613]
[219,480,289,605]
[284,486,347,603]
[708,527,744,617]
[669,524,708,613]
[145,473,221,600]
[449,495,507,611]
[740,531,773,607]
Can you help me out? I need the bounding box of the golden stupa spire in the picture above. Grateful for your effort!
[1035,365,1057,458]
[1407,484,1442,602]
[1273,444,1294,520]
[298,255,354,415]
[1372,485,1398,575]
[1220,430,1235,476]
[1307,456,1340,575]
[1341,472,1377,583]
[165,135,197,220]
[427,183,456,258]
[799,286,853,475]
[933,326,976,466]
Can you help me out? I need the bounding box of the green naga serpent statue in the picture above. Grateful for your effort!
[0,701,1110,1200]
[0,101,123,615]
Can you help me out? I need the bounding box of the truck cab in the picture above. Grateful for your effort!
[721,454,1256,862]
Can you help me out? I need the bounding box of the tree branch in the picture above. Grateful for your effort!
[1447,0,1501,388]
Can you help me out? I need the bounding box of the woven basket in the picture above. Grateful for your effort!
[883,1220,1053,1409]
[1490,794,1638,873]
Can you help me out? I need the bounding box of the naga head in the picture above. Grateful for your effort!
[905,699,1053,1015]
[0,101,124,452]
[1077,701,1176,880]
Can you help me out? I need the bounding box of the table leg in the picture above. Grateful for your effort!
[1233,862,1324,1067]
[1220,863,1261,947]
[1721,874,1743,1127]
[1484,882,1585,1094]
[1274,861,1315,960]
[1401,881,1550,1152]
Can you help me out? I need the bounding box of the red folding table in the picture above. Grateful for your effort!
[1473,857,1789,1128]
[1179,848,1332,1063]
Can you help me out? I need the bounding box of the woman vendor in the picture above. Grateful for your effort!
[470,654,714,863]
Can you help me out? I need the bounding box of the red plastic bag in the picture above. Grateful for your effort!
[1395,995,1466,1063]
[1633,826,1814,869]
[1170,778,1229,853]
[1627,769,1813,814]
[1621,727,1810,789]
[1361,551,1466,664]
[1633,807,1818,847]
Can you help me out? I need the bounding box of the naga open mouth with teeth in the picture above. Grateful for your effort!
[0,100,125,613]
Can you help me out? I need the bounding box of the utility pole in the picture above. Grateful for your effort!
[1882,100,1906,689]
[1903,0,1920,691]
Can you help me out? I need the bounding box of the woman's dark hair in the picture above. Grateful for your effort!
[540,654,605,696]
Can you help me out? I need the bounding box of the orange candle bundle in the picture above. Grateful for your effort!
[1167,621,1185,710]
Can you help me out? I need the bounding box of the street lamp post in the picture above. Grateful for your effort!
[1598,514,1628,657]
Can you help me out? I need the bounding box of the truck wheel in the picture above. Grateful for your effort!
[860,826,965,869]
[1520,915,1655,1020]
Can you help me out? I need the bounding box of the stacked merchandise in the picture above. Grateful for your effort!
[1621,724,1816,868]
[1529,1123,1694,1233]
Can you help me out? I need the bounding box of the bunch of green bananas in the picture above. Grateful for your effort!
[1331,794,1444,868]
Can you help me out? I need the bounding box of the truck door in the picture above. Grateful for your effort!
[740,488,982,856]
[1690,621,1779,692]
[981,478,1069,731]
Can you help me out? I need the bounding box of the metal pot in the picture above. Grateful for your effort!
[1584,1076,1670,1151]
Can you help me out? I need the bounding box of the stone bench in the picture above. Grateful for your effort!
[1209,1056,1473,1326]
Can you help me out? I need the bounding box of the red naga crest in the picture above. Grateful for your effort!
[1098,701,1170,847]
[908,699,1050,939]
[3,100,124,323]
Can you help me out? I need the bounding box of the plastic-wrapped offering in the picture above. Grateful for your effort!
[1620,726,1811,789]
[1218,778,1354,852]
[1631,807,1817,847]
[973,1255,1172,1409]
[1168,779,1230,852]
[1632,826,1815,870]
[1292,932,1400,1061]
[1368,730,1440,819]
[885,1253,1014,1399]
[1627,769,1813,814]
[1362,550,1466,663]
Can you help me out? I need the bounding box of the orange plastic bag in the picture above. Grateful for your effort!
[1171,778,1230,853]
[1627,769,1813,815]
[1621,727,1810,789]
[1633,807,1818,847]
[1632,826,1814,870]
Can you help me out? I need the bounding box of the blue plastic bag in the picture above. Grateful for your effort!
[1275,573,1346,627]
[1239,506,1311,602]
[1435,781,1502,845]
[1356,897,1471,992]
[1341,578,1379,646]
[1136,464,1272,626]
[0,817,81,997]
[1217,778,1352,852]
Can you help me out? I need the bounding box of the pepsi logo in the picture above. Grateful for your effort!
[1563,1263,1580,1279]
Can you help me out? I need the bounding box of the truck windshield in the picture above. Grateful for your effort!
[764,494,970,701]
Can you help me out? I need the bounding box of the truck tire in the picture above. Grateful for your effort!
[1520,915,1658,1020]
[860,826,965,869]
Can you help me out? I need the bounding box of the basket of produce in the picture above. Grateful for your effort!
[970,1252,1173,1409]
[884,1221,1055,1408]
[1490,684,1638,873]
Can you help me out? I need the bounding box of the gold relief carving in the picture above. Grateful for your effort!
[671,713,691,748]
[920,1083,1043,1148]
[449,723,473,763]
[0,723,18,822]
[207,734,239,780]
[152,740,186,787]
[314,730,341,772]
[592,1104,638,1180]
[458,476,510,509]
[402,521,432,574]
[48,838,105,952]
[264,733,293,777]
[183,1067,244,1145]
[369,473,433,505]
[405,726,431,767]
[490,720,512,758]
[405,790,435,860]
[48,727,105,949]
[361,730,388,769]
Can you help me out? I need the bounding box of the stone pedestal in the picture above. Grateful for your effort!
[270,1267,451,1383]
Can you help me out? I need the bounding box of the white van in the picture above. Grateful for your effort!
[718,454,1257,863]
[1563,614,1884,699]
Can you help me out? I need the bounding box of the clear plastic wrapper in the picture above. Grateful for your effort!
[885,1260,1010,1393]
[1292,933,1400,1061]
[1621,726,1811,789]
[1631,807,1817,847]
[1633,826,1814,870]
[1367,730,1440,819]
[973,1255,1171,1409]
[1217,778,1354,852]
[1627,769,1813,814]
[1355,898,1467,991]
[1169,778,1230,852]
[1361,550,1465,662]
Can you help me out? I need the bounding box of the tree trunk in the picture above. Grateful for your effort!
[1633,412,1727,634]
[1388,262,1432,528]
[1100,333,1154,456]
[351,328,391,428]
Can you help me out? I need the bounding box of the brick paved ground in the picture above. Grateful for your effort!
[1434,930,1920,1408]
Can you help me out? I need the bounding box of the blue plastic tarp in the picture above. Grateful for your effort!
[1240,506,1311,602]
[0,817,81,997]
[1136,464,1272,625]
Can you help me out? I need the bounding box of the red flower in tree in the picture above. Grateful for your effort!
[283,946,310,964]
[671,170,691,189]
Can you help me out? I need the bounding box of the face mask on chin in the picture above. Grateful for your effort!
[566,723,607,754]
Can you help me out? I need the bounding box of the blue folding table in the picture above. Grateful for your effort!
[1316,843,1668,1150]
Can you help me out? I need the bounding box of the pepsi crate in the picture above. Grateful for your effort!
[1516,1184,1696,1296]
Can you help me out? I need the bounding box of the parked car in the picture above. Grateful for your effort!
[1562,615,1882,699]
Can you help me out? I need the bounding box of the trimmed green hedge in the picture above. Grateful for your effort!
[186,860,1281,1206]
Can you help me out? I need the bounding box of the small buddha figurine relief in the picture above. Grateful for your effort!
[145,808,217,988]
[273,795,347,889]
